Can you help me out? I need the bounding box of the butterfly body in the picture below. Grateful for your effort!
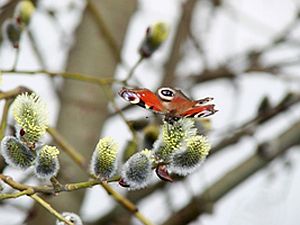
[119,87,217,121]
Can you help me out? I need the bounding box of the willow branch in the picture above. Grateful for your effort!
[1,126,151,224]
[1,70,134,131]
[187,12,300,84]
[27,29,47,69]
[211,92,300,155]
[103,86,138,139]
[47,127,87,168]
[162,0,197,86]
[124,56,144,82]
[0,86,32,100]
[0,174,103,197]
[86,0,121,63]
[0,173,153,225]
[1,69,118,86]
[0,189,33,200]
[0,99,13,139]
[99,182,154,225]
[30,194,73,225]
[46,126,151,225]
[162,120,300,225]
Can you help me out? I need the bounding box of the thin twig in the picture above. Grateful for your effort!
[162,0,197,86]
[12,47,20,71]
[27,29,47,68]
[1,69,118,86]
[30,194,74,225]
[102,86,137,139]
[0,99,13,139]
[0,174,102,196]
[0,86,32,100]
[0,189,34,200]
[46,127,151,225]
[123,56,144,83]
[47,127,86,168]
[86,0,121,63]
[211,93,300,155]
[0,173,153,225]
[50,177,64,193]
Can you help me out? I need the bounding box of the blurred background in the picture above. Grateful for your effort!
[1,0,300,224]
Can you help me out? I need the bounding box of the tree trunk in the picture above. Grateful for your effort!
[28,1,137,224]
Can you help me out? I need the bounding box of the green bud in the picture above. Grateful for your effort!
[170,135,211,175]
[90,137,118,179]
[121,149,153,190]
[2,19,22,48]
[257,96,271,115]
[0,136,36,170]
[34,145,60,179]
[14,0,36,26]
[56,212,83,225]
[154,118,196,162]
[13,92,48,144]
[139,22,169,57]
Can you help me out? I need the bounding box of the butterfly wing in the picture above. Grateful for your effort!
[119,87,218,119]
[119,87,164,113]
[180,104,217,118]
[164,89,195,112]
[168,90,217,118]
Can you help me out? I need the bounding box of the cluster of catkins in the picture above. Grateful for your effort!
[1,93,60,179]
[90,118,211,190]
[2,0,35,48]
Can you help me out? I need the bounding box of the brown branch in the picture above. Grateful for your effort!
[0,99,13,140]
[30,194,74,225]
[190,66,236,83]
[86,0,121,63]
[0,173,153,225]
[1,69,117,86]
[162,0,197,86]
[46,126,152,225]
[0,86,32,100]
[47,127,87,169]
[0,174,103,198]
[187,12,300,84]
[211,92,300,155]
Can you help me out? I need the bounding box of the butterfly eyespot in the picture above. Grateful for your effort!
[120,91,140,104]
[157,87,175,101]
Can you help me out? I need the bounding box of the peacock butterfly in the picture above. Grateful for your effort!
[119,87,217,121]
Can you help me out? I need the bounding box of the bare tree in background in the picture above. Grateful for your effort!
[1,0,300,225]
